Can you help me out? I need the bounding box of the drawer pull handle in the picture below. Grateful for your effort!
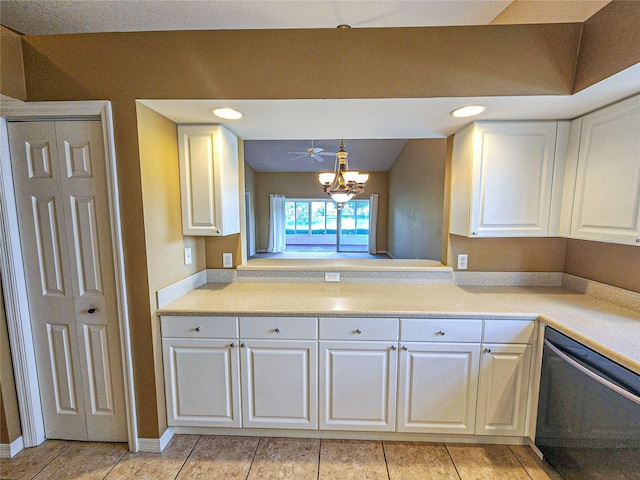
[195,327,201,332]
[390,345,397,351]
[230,343,235,348]
[274,328,280,333]
[240,343,246,348]
[484,348,492,353]
[355,329,362,334]
[401,346,408,351]
[437,330,445,336]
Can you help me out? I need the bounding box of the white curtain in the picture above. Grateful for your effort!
[368,194,379,254]
[267,194,286,253]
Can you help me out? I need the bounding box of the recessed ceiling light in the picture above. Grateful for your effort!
[450,105,486,118]
[211,107,243,120]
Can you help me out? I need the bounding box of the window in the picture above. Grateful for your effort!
[285,198,371,251]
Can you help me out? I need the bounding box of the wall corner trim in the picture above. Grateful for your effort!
[0,436,24,458]
[137,427,174,453]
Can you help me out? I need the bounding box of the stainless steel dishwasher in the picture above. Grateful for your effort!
[535,327,640,479]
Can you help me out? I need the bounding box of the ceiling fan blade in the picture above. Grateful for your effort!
[319,151,337,156]
[289,154,307,161]
[312,155,325,162]
[287,151,308,155]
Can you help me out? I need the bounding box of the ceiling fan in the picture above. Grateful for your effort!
[287,140,337,162]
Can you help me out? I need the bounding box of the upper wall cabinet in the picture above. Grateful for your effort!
[568,95,640,246]
[177,124,240,236]
[450,121,568,237]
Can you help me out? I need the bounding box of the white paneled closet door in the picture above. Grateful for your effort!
[8,120,127,442]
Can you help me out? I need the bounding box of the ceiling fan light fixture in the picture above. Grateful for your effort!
[211,107,243,120]
[450,105,486,118]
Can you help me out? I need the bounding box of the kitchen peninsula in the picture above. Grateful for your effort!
[157,274,640,447]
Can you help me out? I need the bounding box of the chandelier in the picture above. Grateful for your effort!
[318,141,369,206]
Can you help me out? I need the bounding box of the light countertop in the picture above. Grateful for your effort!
[158,283,640,375]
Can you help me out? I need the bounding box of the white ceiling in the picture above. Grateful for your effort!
[4,0,631,173]
[2,1,528,35]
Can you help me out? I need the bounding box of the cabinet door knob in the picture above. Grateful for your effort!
[240,343,246,348]
[390,345,397,351]
[401,346,408,351]
[230,343,235,348]
[274,328,280,333]
[195,326,201,332]
[472,231,478,236]
[87,307,97,314]
[484,348,492,353]
[636,237,640,243]
[437,330,445,336]
[355,329,362,334]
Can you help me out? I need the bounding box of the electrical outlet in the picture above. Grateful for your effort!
[457,254,468,270]
[184,247,192,265]
[324,272,340,282]
[222,252,233,268]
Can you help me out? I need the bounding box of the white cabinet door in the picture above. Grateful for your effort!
[319,341,397,432]
[476,344,532,436]
[177,124,240,236]
[241,340,317,429]
[163,338,241,428]
[570,95,640,245]
[397,342,480,434]
[451,121,562,237]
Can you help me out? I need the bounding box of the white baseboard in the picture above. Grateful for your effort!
[0,436,24,458]
[137,427,174,453]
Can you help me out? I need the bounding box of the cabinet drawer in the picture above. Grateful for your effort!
[319,317,398,341]
[400,319,482,342]
[239,316,317,340]
[483,320,535,344]
[160,315,238,338]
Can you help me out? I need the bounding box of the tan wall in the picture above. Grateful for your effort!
[388,139,447,260]
[136,103,206,435]
[448,235,567,272]
[564,239,640,293]
[11,5,636,437]
[0,282,21,444]
[0,26,26,100]
[574,0,640,92]
[253,172,388,252]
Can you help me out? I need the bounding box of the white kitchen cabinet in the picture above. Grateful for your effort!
[319,316,398,432]
[475,343,532,436]
[397,342,480,434]
[569,95,640,245]
[320,341,398,432]
[450,121,568,237]
[239,316,317,430]
[161,314,241,428]
[240,340,317,429]
[177,124,240,236]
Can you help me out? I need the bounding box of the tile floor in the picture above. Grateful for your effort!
[1,435,562,480]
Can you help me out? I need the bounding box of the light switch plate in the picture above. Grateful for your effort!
[325,272,340,282]
[184,247,192,265]
[457,254,468,270]
[223,252,233,268]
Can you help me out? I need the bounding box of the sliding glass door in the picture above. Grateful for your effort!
[336,200,370,252]
[285,198,369,252]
